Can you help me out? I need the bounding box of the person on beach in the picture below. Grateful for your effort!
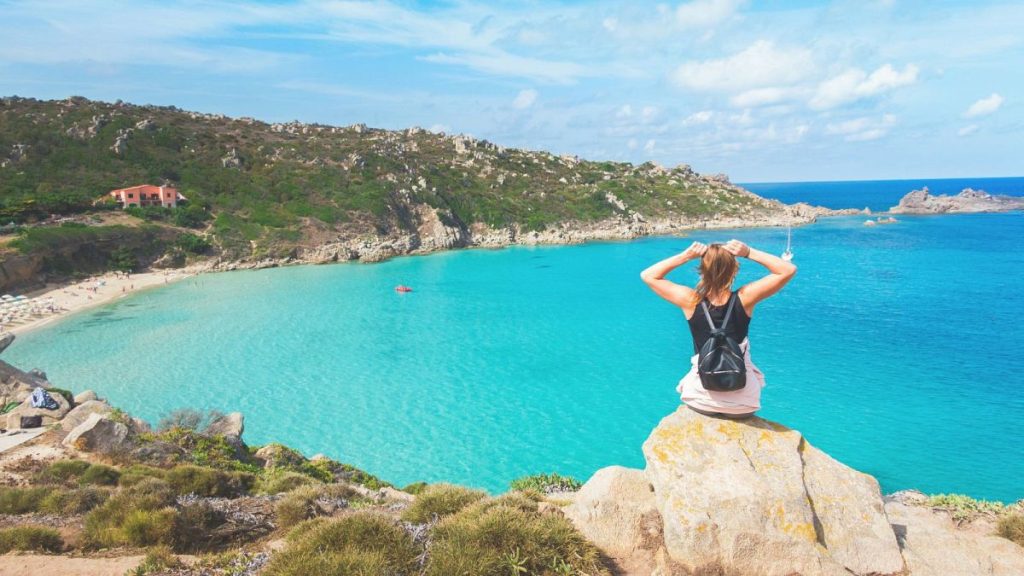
[640,239,797,418]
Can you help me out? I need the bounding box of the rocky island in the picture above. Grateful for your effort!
[0,336,1021,575]
[890,187,1024,214]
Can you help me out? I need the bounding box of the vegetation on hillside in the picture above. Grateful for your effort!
[0,95,773,263]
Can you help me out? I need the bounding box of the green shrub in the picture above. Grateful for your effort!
[140,426,257,473]
[82,478,178,548]
[164,465,254,497]
[926,493,1005,520]
[173,501,226,551]
[119,464,168,487]
[265,514,419,576]
[425,495,608,576]
[38,487,111,515]
[126,545,185,576]
[402,481,428,495]
[174,233,211,254]
[37,459,91,483]
[0,486,53,514]
[157,409,224,432]
[400,483,486,524]
[275,484,357,529]
[79,463,121,486]
[255,470,317,495]
[998,513,1024,546]
[510,472,583,493]
[0,526,63,553]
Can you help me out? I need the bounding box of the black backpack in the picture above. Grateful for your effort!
[697,293,747,392]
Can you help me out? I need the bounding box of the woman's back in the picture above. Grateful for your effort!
[686,291,750,354]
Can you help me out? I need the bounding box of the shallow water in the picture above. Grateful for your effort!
[10,212,1024,500]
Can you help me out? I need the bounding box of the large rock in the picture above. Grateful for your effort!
[0,333,14,354]
[6,388,72,428]
[642,407,904,576]
[204,412,244,440]
[62,413,133,456]
[73,390,99,404]
[563,466,673,575]
[254,443,305,470]
[885,501,1024,576]
[61,399,113,431]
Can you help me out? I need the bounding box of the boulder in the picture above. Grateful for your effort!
[0,333,14,354]
[885,501,1024,576]
[74,390,99,404]
[61,399,113,431]
[642,407,904,576]
[204,412,244,440]
[62,413,133,456]
[254,443,305,470]
[6,388,72,428]
[563,466,671,575]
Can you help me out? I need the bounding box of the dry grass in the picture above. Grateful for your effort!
[400,483,486,524]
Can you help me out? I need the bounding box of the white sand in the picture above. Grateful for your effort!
[3,267,202,336]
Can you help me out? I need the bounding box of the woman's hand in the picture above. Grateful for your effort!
[724,239,751,258]
[682,241,708,260]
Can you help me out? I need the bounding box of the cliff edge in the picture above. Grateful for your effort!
[565,406,1024,576]
[890,187,1024,214]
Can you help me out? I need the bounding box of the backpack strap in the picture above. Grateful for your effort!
[701,292,737,334]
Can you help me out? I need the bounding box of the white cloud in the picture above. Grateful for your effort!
[643,139,656,153]
[825,114,896,141]
[627,138,638,150]
[429,124,451,134]
[957,124,979,137]
[671,40,814,92]
[641,106,659,121]
[964,93,1004,118]
[675,0,746,29]
[810,64,918,109]
[683,110,714,125]
[512,89,538,109]
[730,87,794,108]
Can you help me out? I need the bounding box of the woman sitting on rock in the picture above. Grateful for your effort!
[640,239,796,418]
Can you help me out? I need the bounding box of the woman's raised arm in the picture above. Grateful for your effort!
[640,242,706,308]
[724,239,796,313]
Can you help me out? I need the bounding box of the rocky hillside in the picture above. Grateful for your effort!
[0,96,829,280]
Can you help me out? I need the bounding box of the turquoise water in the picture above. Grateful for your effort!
[8,212,1024,501]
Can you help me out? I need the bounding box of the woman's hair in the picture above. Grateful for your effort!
[695,244,738,303]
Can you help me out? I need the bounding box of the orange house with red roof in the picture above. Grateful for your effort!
[109,185,186,208]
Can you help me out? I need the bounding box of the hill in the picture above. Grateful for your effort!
[0,96,825,288]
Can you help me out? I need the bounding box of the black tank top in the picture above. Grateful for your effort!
[687,291,751,353]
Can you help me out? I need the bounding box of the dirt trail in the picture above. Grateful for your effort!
[0,554,144,576]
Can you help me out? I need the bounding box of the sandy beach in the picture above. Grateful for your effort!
[2,267,202,337]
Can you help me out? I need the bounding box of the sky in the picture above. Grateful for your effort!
[0,0,1021,182]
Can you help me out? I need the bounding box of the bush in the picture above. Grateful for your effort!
[255,470,317,495]
[82,478,178,548]
[126,545,185,576]
[425,495,609,576]
[37,459,91,483]
[265,514,419,576]
[164,465,254,497]
[119,464,168,487]
[38,487,111,515]
[400,483,486,524]
[926,493,1005,520]
[157,409,225,432]
[402,481,428,495]
[79,463,121,486]
[0,526,63,553]
[510,472,583,493]
[174,233,211,254]
[0,486,53,514]
[998,513,1024,546]
[275,484,357,529]
[174,501,226,551]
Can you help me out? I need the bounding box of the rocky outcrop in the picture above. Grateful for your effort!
[204,412,244,439]
[254,444,305,470]
[61,399,114,431]
[885,499,1024,575]
[0,333,13,355]
[62,413,134,456]
[890,187,1024,214]
[73,390,98,404]
[5,388,72,428]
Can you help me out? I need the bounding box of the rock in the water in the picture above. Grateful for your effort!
[0,333,14,354]
[885,500,1024,575]
[642,407,904,576]
[61,399,113,431]
[73,390,99,404]
[6,389,72,428]
[204,412,244,439]
[563,466,670,575]
[62,413,133,456]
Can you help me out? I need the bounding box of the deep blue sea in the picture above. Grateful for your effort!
[8,178,1024,502]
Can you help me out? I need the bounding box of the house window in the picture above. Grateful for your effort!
[128,193,134,199]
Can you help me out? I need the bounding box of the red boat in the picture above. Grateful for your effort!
[395,285,413,293]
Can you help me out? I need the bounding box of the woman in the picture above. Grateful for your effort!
[640,239,796,418]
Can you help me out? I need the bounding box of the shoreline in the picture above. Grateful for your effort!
[5,266,202,337]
